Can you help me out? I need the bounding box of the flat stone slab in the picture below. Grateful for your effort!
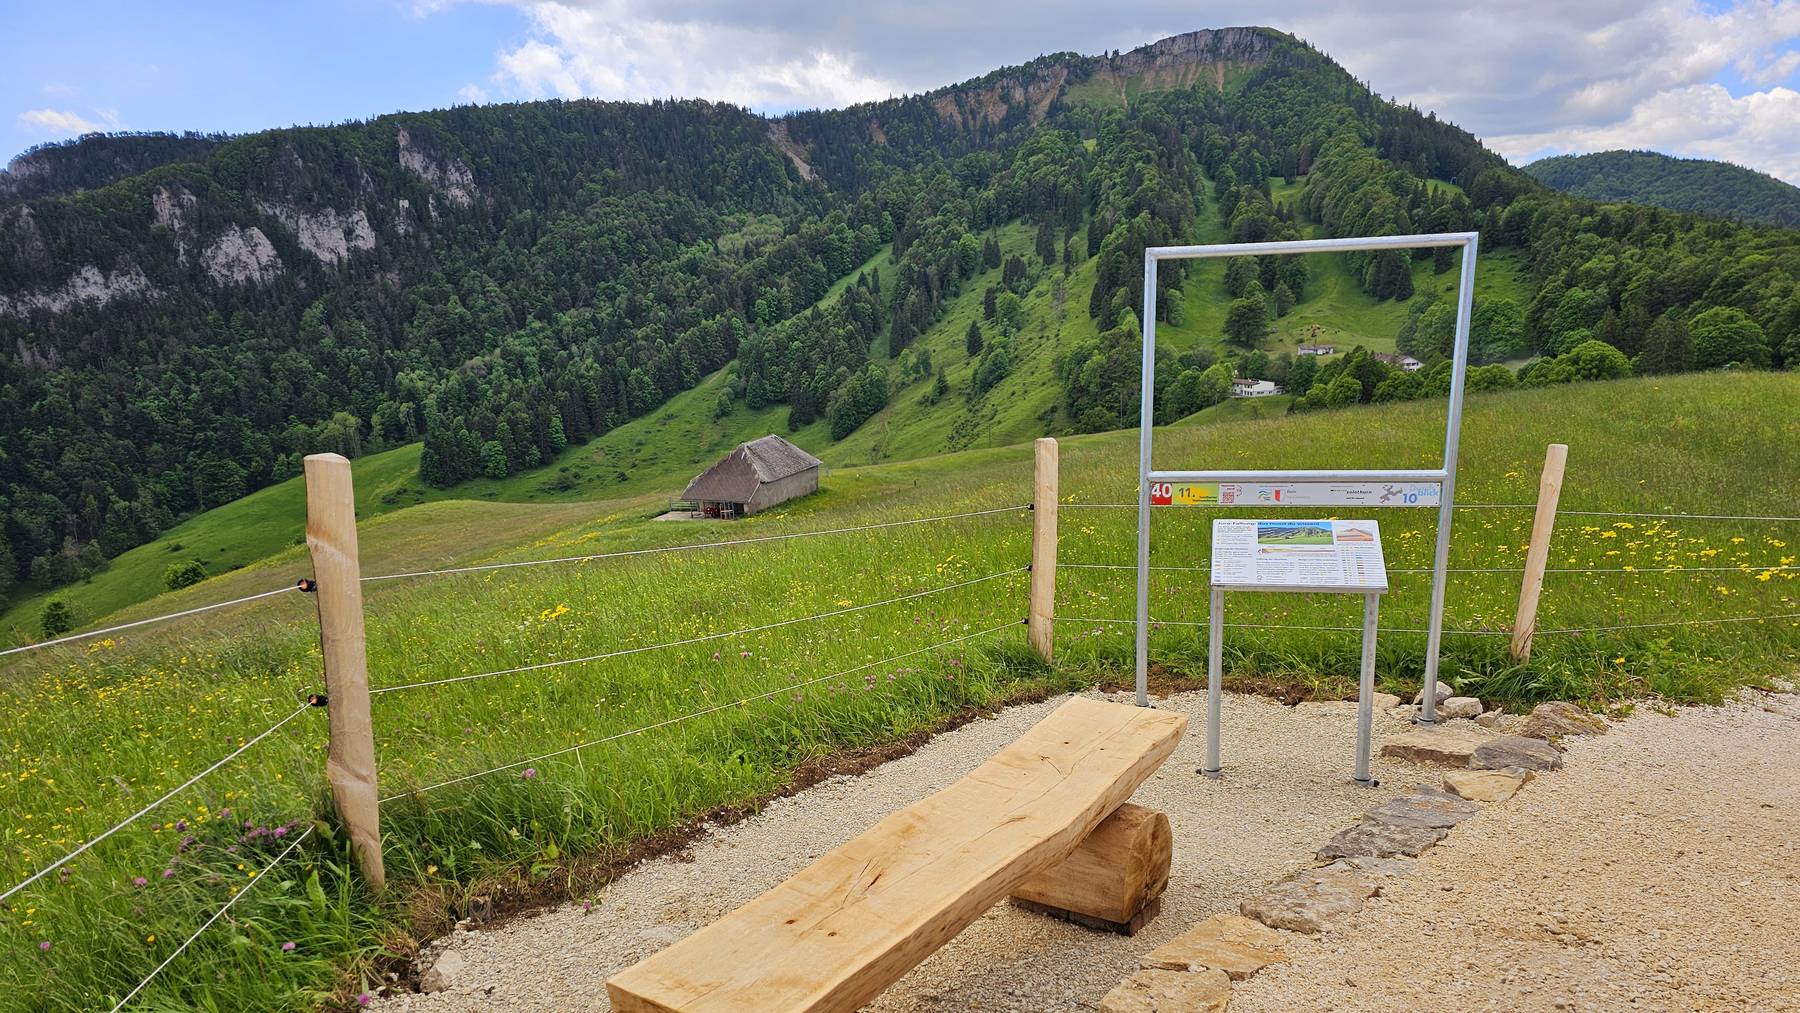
[1099,967,1231,1013]
[1471,735,1563,771]
[1241,868,1380,934]
[1379,724,1496,766]
[1366,787,1482,829]
[1444,766,1534,802]
[1317,821,1448,860]
[1519,701,1610,741]
[1438,696,1484,720]
[1320,856,1415,878]
[1139,913,1287,980]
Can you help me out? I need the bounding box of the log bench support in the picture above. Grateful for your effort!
[1010,802,1171,935]
[605,698,1186,1012]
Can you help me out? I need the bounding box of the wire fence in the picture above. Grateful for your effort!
[367,566,1028,695]
[5,502,1031,1008]
[1055,612,1800,637]
[0,703,312,906]
[106,826,315,1012]
[0,584,302,659]
[380,620,1021,803]
[359,505,1028,583]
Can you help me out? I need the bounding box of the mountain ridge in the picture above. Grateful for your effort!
[1524,148,1800,228]
[0,26,1794,621]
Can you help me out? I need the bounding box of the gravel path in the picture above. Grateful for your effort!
[375,689,1432,1011]
[377,687,1800,1012]
[1230,690,1800,1012]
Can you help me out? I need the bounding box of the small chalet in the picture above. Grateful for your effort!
[680,434,822,518]
[1375,352,1425,372]
[1231,378,1282,398]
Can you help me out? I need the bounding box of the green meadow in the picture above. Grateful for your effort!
[1,370,1796,1008]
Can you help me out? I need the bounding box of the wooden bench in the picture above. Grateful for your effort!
[606,697,1187,1012]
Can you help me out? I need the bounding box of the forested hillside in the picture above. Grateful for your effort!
[1526,149,1800,229]
[2,27,1797,621]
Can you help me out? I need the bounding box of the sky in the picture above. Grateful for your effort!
[6,0,1800,183]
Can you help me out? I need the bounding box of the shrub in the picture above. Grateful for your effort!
[39,598,76,638]
[163,560,208,591]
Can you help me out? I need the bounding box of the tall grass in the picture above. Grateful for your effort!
[0,371,1795,1008]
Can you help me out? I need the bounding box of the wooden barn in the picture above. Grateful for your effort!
[680,434,822,518]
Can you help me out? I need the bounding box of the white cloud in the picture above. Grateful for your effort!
[481,0,899,110]
[457,83,490,104]
[438,0,1800,181]
[17,108,115,135]
[1490,83,1800,183]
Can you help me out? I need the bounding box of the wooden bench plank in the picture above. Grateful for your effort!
[606,698,1186,1012]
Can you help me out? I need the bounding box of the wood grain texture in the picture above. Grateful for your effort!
[605,698,1186,1012]
[1011,802,1170,926]
[1510,442,1567,661]
[1028,437,1058,663]
[303,453,384,892]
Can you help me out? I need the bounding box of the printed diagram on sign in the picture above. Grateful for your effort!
[1210,519,1388,592]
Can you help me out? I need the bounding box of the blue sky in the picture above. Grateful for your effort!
[7,1,1800,182]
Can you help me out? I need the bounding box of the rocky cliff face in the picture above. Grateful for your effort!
[1082,27,1284,106]
[396,126,479,208]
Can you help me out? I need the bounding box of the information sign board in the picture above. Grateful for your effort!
[1149,482,1440,508]
[1209,519,1388,592]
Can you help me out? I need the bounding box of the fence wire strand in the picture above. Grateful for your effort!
[359,505,1029,583]
[0,704,311,906]
[107,826,314,1012]
[0,585,300,659]
[379,620,1021,802]
[1055,611,1800,636]
[369,566,1029,695]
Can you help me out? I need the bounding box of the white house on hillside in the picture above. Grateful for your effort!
[1231,378,1282,398]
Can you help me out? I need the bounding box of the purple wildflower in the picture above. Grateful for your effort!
[174,819,188,832]
[132,876,148,888]
[219,808,231,820]
[38,941,51,952]
[272,826,288,838]
[521,768,538,780]
[162,869,175,879]
[282,941,296,953]
[357,993,372,1007]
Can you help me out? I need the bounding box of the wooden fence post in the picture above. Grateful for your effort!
[1029,438,1059,664]
[1510,443,1568,664]
[303,453,385,892]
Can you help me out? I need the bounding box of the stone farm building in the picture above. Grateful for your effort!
[680,434,822,518]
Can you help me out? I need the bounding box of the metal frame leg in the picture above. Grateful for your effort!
[1355,592,1380,786]
[1203,586,1223,778]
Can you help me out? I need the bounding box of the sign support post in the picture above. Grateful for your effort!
[1135,233,1479,724]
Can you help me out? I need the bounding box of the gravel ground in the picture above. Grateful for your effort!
[375,688,1432,1011]
[376,687,1800,1012]
[1231,690,1800,1013]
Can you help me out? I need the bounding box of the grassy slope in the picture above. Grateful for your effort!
[5,371,1797,1008]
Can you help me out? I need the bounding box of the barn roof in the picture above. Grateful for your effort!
[682,435,821,503]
